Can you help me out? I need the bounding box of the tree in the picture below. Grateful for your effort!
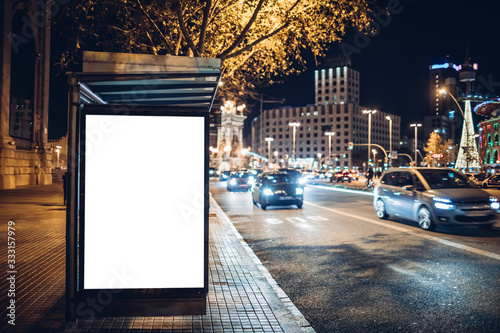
[54,0,375,102]
[423,132,457,168]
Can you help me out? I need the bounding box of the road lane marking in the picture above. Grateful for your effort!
[311,184,374,196]
[304,201,500,261]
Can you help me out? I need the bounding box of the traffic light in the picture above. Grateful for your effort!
[348,142,353,150]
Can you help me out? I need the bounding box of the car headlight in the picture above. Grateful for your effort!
[229,179,237,186]
[296,187,304,195]
[490,196,499,210]
[433,197,455,210]
[263,188,274,196]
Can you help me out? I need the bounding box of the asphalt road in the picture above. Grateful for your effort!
[211,180,500,333]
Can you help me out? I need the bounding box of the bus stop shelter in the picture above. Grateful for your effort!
[65,51,220,322]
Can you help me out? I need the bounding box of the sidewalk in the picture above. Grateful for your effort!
[0,184,314,332]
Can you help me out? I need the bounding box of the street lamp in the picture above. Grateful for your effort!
[265,137,274,168]
[325,131,335,167]
[386,116,392,167]
[410,123,422,166]
[363,110,377,167]
[289,122,300,162]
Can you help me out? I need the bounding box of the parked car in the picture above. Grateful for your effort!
[227,172,254,191]
[480,174,500,189]
[373,167,498,230]
[252,172,304,210]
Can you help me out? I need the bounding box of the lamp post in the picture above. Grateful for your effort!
[363,110,377,168]
[325,131,335,167]
[265,137,274,168]
[386,116,392,167]
[372,149,377,170]
[289,122,300,163]
[410,123,422,166]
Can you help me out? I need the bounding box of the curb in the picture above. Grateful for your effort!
[210,195,316,333]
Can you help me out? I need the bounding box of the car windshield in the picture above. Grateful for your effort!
[263,174,295,184]
[418,169,473,189]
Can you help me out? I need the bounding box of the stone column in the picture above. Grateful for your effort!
[0,0,16,189]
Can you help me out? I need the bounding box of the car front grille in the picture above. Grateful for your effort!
[454,200,490,205]
[455,215,496,223]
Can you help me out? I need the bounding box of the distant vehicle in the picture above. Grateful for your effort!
[301,170,317,184]
[227,172,254,191]
[220,170,231,181]
[252,172,304,210]
[466,173,487,186]
[250,169,264,177]
[480,174,500,189]
[373,168,498,230]
[336,171,352,183]
[209,167,219,178]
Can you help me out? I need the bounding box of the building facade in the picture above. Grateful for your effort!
[251,103,400,170]
[251,62,400,171]
[0,0,53,188]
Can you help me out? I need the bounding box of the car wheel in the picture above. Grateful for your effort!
[259,196,267,210]
[375,199,388,219]
[296,202,303,209]
[482,183,488,189]
[417,206,434,230]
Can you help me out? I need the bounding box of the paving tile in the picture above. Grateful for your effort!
[0,184,313,333]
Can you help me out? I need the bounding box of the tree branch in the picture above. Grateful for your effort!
[135,0,175,54]
[219,23,289,60]
[198,0,212,54]
[219,0,266,58]
[174,0,201,57]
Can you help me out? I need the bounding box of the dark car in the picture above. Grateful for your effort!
[373,168,498,230]
[227,172,253,191]
[278,168,306,186]
[252,172,304,210]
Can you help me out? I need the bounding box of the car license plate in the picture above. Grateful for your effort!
[467,210,488,217]
[279,196,292,200]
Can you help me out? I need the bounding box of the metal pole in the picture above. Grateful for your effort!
[328,134,332,166]
[414,126,418,166]
[388,117,392,167]
[66,75,80,323]
[368,112,371,167]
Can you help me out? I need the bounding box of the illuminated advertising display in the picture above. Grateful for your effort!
[81,111,207,291]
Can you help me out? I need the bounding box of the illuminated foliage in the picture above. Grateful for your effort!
[424,132,457,167]
[55,0,375,101]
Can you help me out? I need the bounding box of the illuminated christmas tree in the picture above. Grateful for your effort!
[455,100,480,171]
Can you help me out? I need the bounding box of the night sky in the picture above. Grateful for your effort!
[256,0,500,137]
[48,0,500,139]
